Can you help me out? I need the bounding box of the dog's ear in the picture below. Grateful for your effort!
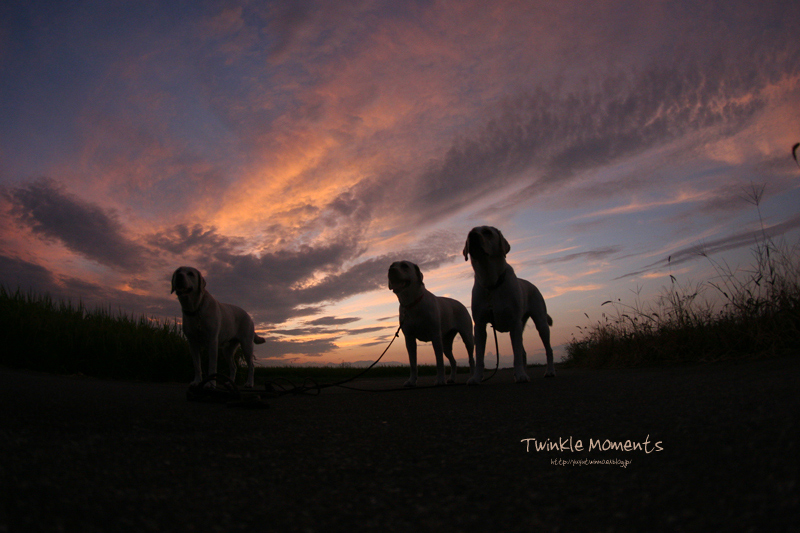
[387,272,394,290]
[170,270,177,294]
[198,271,206,293]
[498,230,511,257]
[462,237,470,261]
[414,263,423,283]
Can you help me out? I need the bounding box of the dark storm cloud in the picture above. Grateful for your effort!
[5,178,151,271]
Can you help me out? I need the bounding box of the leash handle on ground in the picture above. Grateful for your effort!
[187,374,271,408]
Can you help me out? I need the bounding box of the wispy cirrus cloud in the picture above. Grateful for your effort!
[533,246,624,266]
[616,213,800,280]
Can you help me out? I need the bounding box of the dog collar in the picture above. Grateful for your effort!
[482,267,507,291]
[180,292,205,317]
[401,293,425,310]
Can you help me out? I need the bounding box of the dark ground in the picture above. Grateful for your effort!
[1,356,798,532]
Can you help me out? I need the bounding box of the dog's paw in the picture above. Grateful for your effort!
[403,379,417,388]
[446,377,456,384]
[513,371,530,383]
[466,375,481,386]
[203,381,217,390]
[544,369,556,378]
[244,382,255,388]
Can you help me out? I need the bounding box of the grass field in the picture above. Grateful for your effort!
[565,186,800,367]
[0,287,456,384]
[0,287,194,382]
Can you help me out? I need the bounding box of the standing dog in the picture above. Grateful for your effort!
[171,266,264,388]
[462,227,555,384]
[388,261,475,387]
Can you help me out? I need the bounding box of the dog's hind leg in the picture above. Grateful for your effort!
[403,335,418,388]
[431,335,448,386]
[533,314,556,377]
[510,323,530,383]
[467,323,487,385]
[464,332,475,376]
[442,330,458,384]
[224,342,239,384]
[240,340,256,388]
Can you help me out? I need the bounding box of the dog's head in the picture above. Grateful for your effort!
[170,266,206,297]
[388,261,423,294]
[463,226,510,261]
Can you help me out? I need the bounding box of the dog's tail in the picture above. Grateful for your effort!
[254,334,266,345]
[547,314,553,327]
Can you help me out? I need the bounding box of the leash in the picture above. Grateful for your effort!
[262,324,404,396]
[186,320,502,402]
[482,324,500,383]
[266,323,500,394]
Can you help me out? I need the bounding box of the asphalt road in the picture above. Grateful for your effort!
[1,356,798,532]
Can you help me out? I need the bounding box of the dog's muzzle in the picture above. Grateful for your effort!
[468,231,488,255]
[388,267,411,293]
[388,274,410,293]
[172,284,193,296]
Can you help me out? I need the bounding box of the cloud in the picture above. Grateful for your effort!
[156,221,463,325]
[256,334,340,358]
[5,178,152,271]
[616,212,800,279]
[534,246,623,266]
[0,254,60,294]
[0,252,173,318]
[147,224,246,257]
[307,316,360,326]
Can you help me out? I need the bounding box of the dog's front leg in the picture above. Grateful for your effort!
[467,323,486,385]
[510,323,530,383]
[205,339,219,389]
[431,335,447,386]
[190,345,203,386]
[404,335,418,388]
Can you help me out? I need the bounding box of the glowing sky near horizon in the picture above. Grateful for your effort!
[1,0,799,367]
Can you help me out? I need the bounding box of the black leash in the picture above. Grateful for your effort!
[186,322,502,403]
[262,324,404,396]
[482,324,501,383]
[264,324,500,394]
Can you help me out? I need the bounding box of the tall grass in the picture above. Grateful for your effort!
[565,185,800,367]
[0,286,193,381]
[0,286,467,383]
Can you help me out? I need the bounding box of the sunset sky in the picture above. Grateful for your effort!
[2,0,799,367]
